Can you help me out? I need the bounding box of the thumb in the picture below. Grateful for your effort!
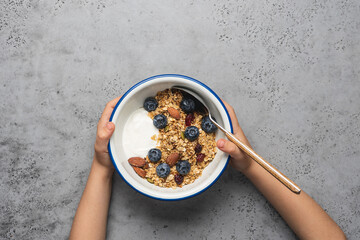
[217,138,243,160]
[95,122,115,153]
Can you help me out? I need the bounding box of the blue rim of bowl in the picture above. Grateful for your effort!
[108,74,233,201]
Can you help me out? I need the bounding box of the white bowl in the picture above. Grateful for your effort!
[109,74,233,200]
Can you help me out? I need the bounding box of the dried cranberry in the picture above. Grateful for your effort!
[196,153,205,162]
[174,174,184,185]
[194,144,202,153]
[185,113,195,126]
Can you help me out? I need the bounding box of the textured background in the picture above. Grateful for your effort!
[1,0,359,239]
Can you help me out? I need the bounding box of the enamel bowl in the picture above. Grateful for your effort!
[109,74,233,200]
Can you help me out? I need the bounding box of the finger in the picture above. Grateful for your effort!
[217,138,243,160]
[95,96,121,153]
[220,99,241,134]
[221,99,240,128]
[95,122,115,153]
[220,99,252,146]
[98,96,121,128]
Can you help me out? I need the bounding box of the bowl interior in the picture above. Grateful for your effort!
[109,75,232,200]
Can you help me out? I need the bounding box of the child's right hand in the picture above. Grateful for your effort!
[94,96,121,172]
[216,100,253,173]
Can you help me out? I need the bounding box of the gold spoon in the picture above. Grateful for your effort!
[173,86,301,194]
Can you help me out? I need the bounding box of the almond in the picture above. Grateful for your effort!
[166,152,180,167]
[167,107,180,120]
[128,157,146,167]
[132,166,146,178]
[143,162,150,169]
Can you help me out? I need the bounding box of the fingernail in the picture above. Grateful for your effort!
[218,139,225,148]
[106,122,114,130]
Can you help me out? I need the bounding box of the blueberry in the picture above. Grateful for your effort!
[180,98,195,113]
[184,126,199,141]
[148,148,162,163]
[176,160,191,175]
[156,163,171,178]
[143,97,158,112]
[201,116,217,133]
[153,114,168,129]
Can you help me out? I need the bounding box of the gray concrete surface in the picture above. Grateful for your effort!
[1,0,359,239]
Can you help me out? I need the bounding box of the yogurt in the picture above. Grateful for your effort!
[122,108,158,158]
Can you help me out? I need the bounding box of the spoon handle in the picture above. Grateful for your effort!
[225,132,301,194]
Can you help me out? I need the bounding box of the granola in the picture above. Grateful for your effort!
[130,89,217,188]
